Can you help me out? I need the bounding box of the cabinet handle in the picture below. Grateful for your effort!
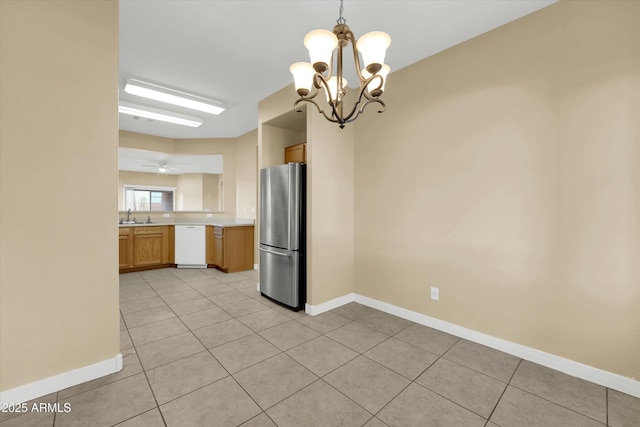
[258,248,290,257]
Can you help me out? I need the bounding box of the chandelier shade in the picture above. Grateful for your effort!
[362,64,390,96]
[290,0,391,129]
[356,31,392,73]
[304,30,339,73]
[289,62,316,96]
[325,76,348,103]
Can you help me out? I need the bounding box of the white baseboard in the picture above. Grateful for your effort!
[0,354,123,404]
[306,292,640,398]
[305,293,356,316]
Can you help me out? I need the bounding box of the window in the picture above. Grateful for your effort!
[124,186,175,211]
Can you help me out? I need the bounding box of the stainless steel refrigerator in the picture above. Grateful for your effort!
[259,163,306,311]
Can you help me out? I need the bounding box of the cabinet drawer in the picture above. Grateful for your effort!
[134,226,164,235]
[119,227,131,236]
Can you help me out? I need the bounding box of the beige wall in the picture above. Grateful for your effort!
[354,0,639,380]
[0,0,119,392]
[236,129,258,219]
[258,86,355,305]
[177,174,204,210]
[306,113,355,305]
[120,130,174,153]
[177,138,236,216]
[236,129,259,263]
[203,173,220,211]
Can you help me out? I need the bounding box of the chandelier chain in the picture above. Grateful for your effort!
[337,0,346,24]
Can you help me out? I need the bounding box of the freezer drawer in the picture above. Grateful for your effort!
[259,245,304,310]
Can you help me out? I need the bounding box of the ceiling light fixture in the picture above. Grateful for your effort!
[290,0,391,129]
[118,102,204,127]
[124,78,225,115]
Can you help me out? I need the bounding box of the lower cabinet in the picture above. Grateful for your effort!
[119,227,133,269]
[206,225,254,273]
[119,226,174,273]
[119,224,254,274]
[133,227,163,267]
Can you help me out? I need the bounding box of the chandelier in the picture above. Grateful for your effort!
[289,0,391,129]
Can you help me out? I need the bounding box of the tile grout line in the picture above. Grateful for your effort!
[485,358,523,425]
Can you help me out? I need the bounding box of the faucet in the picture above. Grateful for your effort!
[127,209,132,223]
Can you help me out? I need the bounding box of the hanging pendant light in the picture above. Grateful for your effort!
[290,0,391,129]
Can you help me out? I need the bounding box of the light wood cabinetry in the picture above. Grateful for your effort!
[206,226,215,265]
[213,227,224,268]
[284,142,306,164]
[119,225,174,273]
[119,227,133,269]
[206,225,254,273]
[119,224,253,274]
[133,226,163,267]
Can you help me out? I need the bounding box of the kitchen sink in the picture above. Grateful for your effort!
[120,221,154,225]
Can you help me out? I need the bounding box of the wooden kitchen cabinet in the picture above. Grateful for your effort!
[213,227,224,268]
[119,227,133,269]
[164,225,174,264]
[206,226,215,265]
[284,142,306,164]
[133,226,163,267]
[119,225,174,273]
[207,225,254,273]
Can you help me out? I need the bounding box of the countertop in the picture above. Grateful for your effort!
[118,219,254,228]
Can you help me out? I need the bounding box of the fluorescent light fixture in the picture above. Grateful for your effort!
[124,78,225,115]
[118,102,204,127]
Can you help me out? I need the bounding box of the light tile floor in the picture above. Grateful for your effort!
[2,267,638,427]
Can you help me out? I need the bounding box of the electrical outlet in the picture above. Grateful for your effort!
[163,213,170,218]
[430,286,440,301]
[206,213,213,217]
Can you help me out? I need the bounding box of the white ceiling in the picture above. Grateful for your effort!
[119,0,557,140]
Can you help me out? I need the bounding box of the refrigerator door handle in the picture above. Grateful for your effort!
[258,247,291,257]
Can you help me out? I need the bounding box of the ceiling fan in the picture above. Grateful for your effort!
[141,163,181,174]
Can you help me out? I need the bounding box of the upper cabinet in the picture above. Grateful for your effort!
[285,142,306,164]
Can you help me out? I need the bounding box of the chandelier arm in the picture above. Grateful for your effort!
[293,97,334,121]
[337,78,383,124]
[293,85,345,126]
[340,97,386,126]
[312,73,335,103]
[347,30,366,85]
[365,74,384,94]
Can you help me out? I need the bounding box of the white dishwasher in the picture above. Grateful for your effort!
[174,225,207,268]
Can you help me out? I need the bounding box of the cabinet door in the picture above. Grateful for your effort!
[206,226,215,265]
[163,226,174,264]
[284,143,306,163]
[133,233,163,266]
[119,235,131,268]
[213,227,224,268]
[119,228,133,269]
[224,226,255,273]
